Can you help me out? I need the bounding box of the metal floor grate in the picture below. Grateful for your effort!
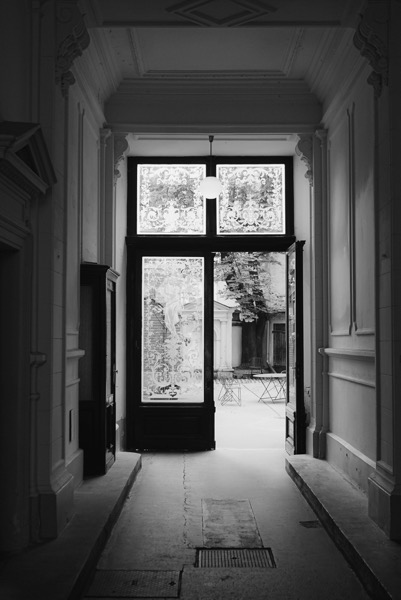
[196,548,276,568]
[86,570,181,598]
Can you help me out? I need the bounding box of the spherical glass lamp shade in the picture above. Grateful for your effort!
[198,175,223,198]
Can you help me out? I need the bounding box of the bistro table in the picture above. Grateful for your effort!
[252,373,286,403]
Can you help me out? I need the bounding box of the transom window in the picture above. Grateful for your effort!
[216,164,285,235]
[132,158,292,237]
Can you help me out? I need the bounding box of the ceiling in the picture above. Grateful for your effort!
[82,0,367,153]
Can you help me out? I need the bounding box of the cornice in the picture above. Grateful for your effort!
[115,77,314,97]
[106,123,318,136]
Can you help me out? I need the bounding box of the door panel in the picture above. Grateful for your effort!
[142,256,204,403]
[285,241,306,454]
[129,249,215,451]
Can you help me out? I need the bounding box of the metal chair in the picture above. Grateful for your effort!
[218,377,241,406]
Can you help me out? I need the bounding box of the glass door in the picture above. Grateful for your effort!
[129,249,215,450]
[285,241,306,454]
[126,156,296,451]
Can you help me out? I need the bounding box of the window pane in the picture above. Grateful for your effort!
[142,257,204,403]
[216,164,286,235]
[137,164,206,234]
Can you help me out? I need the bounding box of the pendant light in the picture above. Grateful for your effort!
[198,135,223,198]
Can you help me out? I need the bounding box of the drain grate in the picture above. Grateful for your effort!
[85,570,181,598]
[196,548,276,568]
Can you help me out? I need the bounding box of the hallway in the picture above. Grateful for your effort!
[82,383,369,599]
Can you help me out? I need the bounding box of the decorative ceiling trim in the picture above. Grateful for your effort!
[353,0,388,97]
[114,133,129,181]
[130,133,295,141]
[295,134,313,184]
[165,0,277,27]
[116,77,313,95]
[281,28,304,75]
[140,69,286,80]
[128,29,145,77]
[55,0,91,97]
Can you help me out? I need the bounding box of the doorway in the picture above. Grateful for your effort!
[213,250,287,449]
[126,157,304,452]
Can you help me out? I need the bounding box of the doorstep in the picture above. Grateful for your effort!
[286,455,401,600]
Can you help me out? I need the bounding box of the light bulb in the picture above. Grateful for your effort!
[198,176,223,199]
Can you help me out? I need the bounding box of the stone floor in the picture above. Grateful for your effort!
[81,382,395,599]
[1,381,401,599]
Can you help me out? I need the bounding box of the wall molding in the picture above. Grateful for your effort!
[319,347,375,361]
[327,129,352,337]
[66,348,85,359]
[328,371,376,388]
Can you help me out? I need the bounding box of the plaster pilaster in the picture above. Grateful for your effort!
[367,0,401,540]
[297,131,329,458]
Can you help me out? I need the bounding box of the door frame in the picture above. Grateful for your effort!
[126,156,299,451]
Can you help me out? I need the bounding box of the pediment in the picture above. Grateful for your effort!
[214,300,235,311]
[0,122,56,196]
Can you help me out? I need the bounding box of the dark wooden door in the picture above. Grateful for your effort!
[79,264,118,475]
[127,248,215,451]
[285,241,306,454]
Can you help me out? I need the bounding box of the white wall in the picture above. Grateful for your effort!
[322,61,376,491]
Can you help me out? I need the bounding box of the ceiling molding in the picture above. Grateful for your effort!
[164,0,278,27]
[71,28,120,121]
[91,0,365,28]
[128,29,145,76]
[282,28,305,75]
[115,77,313,95]
[127,26,306,80]
[105,123,318,135]
[130,133,296,141]
[139,69,287,80]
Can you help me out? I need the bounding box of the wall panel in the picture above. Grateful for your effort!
[328,118,351,336]
[353,92,375,337]
[82,115,100,262]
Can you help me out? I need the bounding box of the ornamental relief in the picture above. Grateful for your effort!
[216,164,285,234]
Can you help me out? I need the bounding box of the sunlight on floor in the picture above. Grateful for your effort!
[214,379,285,450]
